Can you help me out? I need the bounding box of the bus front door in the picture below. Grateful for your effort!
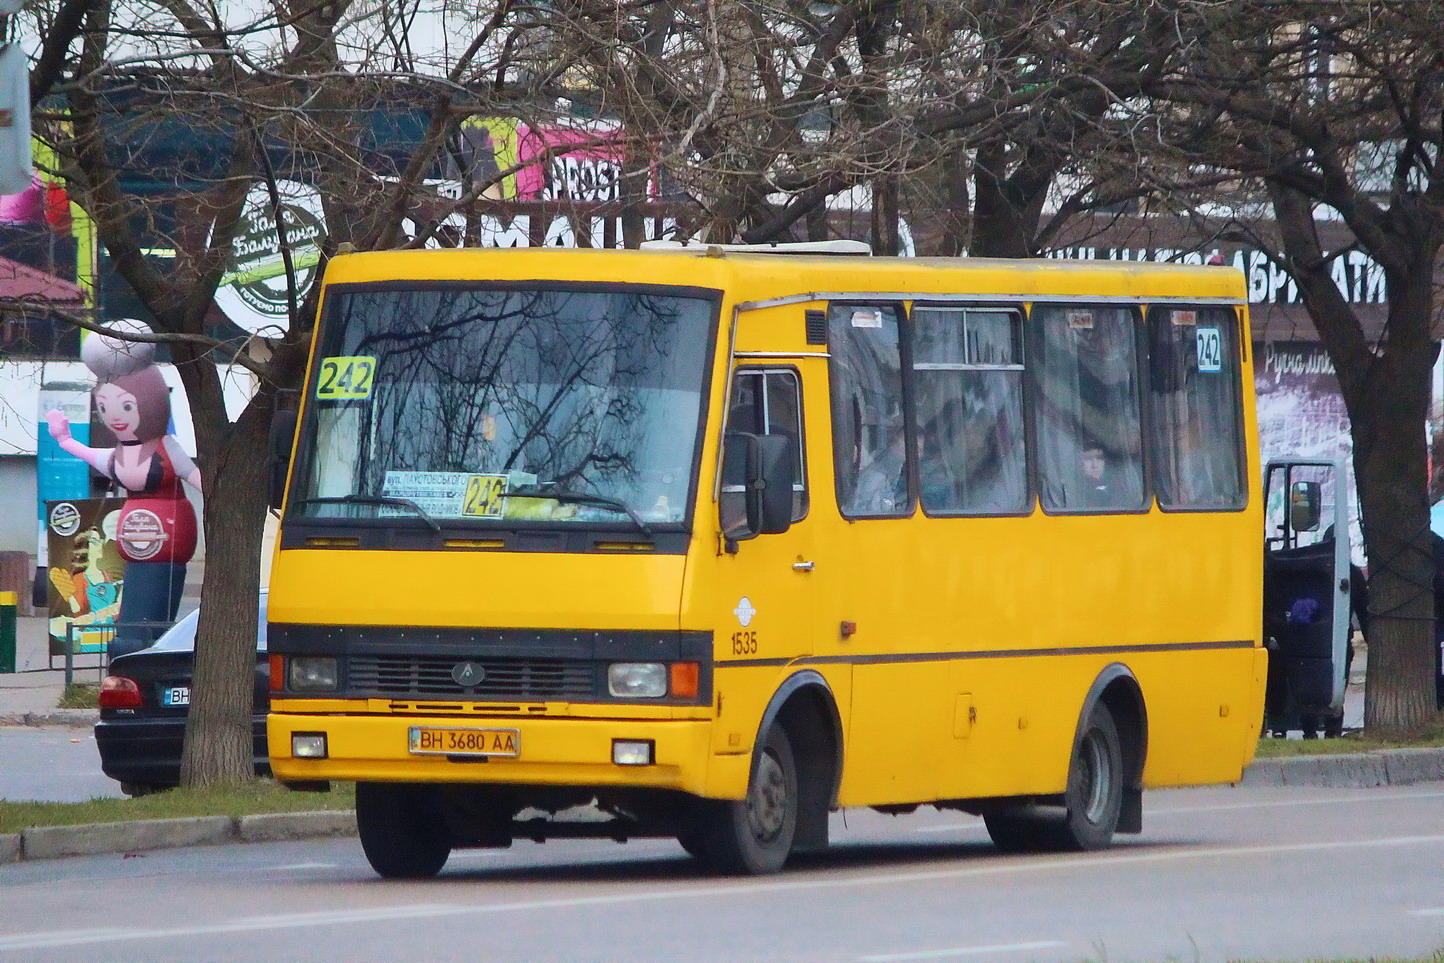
[706,366,838,760]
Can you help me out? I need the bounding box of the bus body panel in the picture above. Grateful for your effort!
[269,248,1264,828]
[268,549,688,632]
[267,712,715,795]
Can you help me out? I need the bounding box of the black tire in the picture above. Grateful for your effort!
[1323,710,1345,739]
[355,782,452,879]
[675,829,707,860]
[983,808,1043,854]
[1041,701,1124,851]
[689,726,798,875]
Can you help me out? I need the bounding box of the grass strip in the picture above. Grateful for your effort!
[0,779,354,835]
[56,685,99,709]
[1255,723,1444,758]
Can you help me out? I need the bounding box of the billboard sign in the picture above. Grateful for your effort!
[213,179,326,336]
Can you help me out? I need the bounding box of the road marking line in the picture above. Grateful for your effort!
[0,906,459,951]
[913,789,1444,832]
[274,862,337,871]
[0,929,137,951]
[859,940,1066,961]
[5,834,1444,952]
[1412,908,1444,916]
[1148,790,1444,817]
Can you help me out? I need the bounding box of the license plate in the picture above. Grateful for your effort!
[408,726,520,757]
[161,686,190,706]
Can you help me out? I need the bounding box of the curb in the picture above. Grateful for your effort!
[0,810,356,866]
[0,709,99,729]
[236,810,355,843]
[1239,747,1444,788]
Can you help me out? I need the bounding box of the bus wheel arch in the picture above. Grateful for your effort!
[1077,663,1148,835]
[755,670,844,854]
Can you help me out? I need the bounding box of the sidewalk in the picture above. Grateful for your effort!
[0,616,102,721]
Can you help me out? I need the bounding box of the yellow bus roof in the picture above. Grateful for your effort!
[321,248,1247,303]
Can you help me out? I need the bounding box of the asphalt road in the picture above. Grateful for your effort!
[0,726,121,803]
[3,782,1443,962]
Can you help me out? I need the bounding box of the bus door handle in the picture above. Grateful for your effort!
[793,560,815,572]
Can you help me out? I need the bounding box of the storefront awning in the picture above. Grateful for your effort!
[0,254,85,307]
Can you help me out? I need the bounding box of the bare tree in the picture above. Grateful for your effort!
[1124,0,1444,734]
[24,0,542,783]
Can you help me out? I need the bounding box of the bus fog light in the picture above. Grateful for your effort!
[612,740,654,766]
[289,656,338,691]
[608,663,666,698]
[292,732,328,758]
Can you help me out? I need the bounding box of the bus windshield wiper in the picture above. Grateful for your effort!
[509,486,653,537]
[295,494,441,532]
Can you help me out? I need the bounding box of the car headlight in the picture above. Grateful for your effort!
[288,656,338,691]
[608,662,667,698]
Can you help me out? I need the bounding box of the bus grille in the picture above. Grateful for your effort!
[347,655,596,700]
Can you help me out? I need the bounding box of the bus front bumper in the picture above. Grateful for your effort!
[267,712,725,797]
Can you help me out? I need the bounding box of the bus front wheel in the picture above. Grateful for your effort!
[356,782,452,879]
[688,725,798,875]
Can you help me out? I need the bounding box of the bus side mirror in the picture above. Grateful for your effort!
[723,432,794,539]
[1289,480,1321,532]
[268,407,298,511]
[750,433,794,536]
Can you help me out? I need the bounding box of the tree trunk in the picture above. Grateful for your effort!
[1349,288,1440,736]
[1354,400,1438,735]
[931,151,971,257]
[179,404,273,785]
[969,142,1034,258]
[871,176,900,256]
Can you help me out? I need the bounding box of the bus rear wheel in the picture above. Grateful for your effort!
[688,725,798,875]
[983,702,1124,853]
[356,782,452,879]
[1047,701,1124,851]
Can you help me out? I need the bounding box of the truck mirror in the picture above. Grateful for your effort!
[1289,480,1321,532]
[268,407,298,511]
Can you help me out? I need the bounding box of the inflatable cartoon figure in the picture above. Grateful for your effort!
[45,321,203,655]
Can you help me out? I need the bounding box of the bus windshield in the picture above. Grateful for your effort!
[291,285,716,529]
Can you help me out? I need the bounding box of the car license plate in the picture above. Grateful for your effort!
[161,686,190,706]
[408,726,520,757]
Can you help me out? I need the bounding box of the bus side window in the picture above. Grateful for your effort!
[1033,304,1147,513]
[913,306,1028,514]
[829,304,910,518]
[720,369,808,536]
[1148,306,1246,510]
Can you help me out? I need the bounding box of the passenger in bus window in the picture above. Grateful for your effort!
[1074,444,1121,509]
[851,429,908,514]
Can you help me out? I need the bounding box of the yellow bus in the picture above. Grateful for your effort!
[266,247,1266,878]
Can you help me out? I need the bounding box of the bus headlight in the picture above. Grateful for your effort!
[608,662,667,698]
[288,656,338,691]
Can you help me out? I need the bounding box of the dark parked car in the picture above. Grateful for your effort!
[95,595,270,795]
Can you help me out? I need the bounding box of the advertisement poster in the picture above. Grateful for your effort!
[45,496,127,655]
[1254,340,1363,562]
[454,117,629,203]
[212,179,325,337]
[35,381,92,570]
